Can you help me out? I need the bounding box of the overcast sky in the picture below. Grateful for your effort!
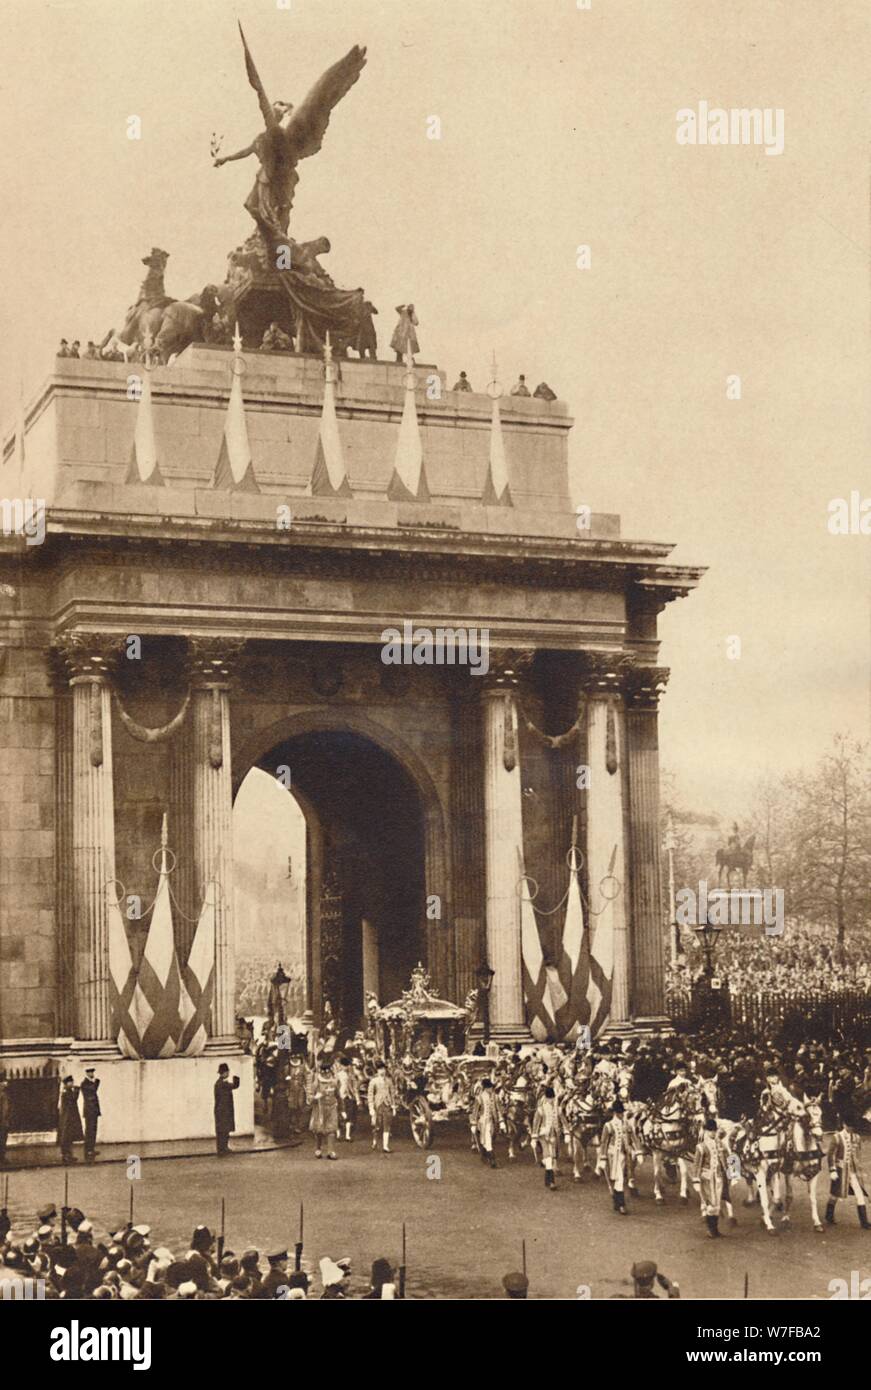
[1,0,868,818]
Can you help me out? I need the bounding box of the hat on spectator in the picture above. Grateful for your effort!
[319,1257,345,1287]
[502,1271,529,1298]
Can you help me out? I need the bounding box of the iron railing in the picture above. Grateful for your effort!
[667,987,871,1042]
[3,1062,60,1133]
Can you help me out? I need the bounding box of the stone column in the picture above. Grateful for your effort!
[54,688,75,1037]
[624,666,670,1024]
[450,689,486,1008]
[186,638,245,1040]
[582,656,630,1028]
[56,634,123,1041]
[480,653,529,1038]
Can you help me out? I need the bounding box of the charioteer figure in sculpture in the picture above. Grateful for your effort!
[93,27,381,361]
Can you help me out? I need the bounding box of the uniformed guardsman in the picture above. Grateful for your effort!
[826,1113,870,1229]
[260,1248,290,1299]
[531,1084,561,1190]
[598,1101,632,1214]
[692,1115,732,1238]
[367,1061,397,1155]
[286,1052,308,1134]
[56,1075,84,1165]
[310,1058,340,1159]
[470,1077,505,1169]
[80,1066,101,1161]
[213,1062,240,1156]
[336,1055,359,1143]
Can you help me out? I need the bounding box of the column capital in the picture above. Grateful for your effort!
[186,636,247,687]
[479,647,534,693]
[623,665,670,710]
[53,631,125,684]
[579,651,634,696]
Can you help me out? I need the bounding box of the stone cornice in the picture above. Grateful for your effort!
[41,514,705,598]
[634,570,703,611]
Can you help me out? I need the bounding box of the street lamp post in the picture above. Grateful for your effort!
[693,919,722,979]
[476,963,495,1043]
[692,918,723,1025]
[269,962,292,1030]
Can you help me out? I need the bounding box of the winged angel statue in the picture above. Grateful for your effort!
[215,25,367,249]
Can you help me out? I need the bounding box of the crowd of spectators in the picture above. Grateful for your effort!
[667,923,871,999]
[0,1210,399,1300]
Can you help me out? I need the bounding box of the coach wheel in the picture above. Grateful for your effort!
[409,1097,432,1149]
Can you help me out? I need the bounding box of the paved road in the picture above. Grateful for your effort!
[4,1126,869,1299]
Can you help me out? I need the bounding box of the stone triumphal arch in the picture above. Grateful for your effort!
[0,343,703,1142]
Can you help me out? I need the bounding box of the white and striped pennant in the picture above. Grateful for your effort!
[482,353,512,507]
[310,332,352,498]
[387,350,430,502]
[212,324,259,492]
[127,338,163,485]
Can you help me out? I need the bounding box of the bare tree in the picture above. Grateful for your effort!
[660,769,719,950]
[782,735,871,947]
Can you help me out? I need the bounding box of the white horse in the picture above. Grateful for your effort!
[782,1100,826,1233]
[562,1079,611,1180]
[729,1109,792,1234]
[629,1090,702,1203]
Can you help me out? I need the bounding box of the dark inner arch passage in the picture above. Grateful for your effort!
[254,729,426,1029]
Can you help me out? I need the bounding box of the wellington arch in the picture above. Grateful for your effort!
[0,332,704,1141]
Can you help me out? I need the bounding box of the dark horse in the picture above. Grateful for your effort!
[716,834,756,888]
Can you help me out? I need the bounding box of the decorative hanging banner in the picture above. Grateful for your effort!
[179,887,217,1057]
[518,848,557,1040]
[584,844,616,1037]
[555,848,586,1041]
[128,818,190,1058]
[107,889,140,1060]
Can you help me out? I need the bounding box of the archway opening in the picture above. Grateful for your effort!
[232,767,308,1022]
[233,729,426,1034]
